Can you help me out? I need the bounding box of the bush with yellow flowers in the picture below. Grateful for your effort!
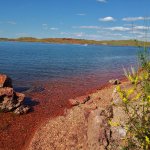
[115,48,150,150]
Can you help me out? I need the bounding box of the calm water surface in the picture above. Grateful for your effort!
[0,41,138,89]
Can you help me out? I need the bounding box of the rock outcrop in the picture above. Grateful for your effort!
[0,74,30,114]
[0,74,12,88]
[87,106,113,150]
[109,79,121,85]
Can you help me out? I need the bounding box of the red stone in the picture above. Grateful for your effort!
[0,87,14,96]
[68,99,79,106]
[68,95,91,106]
[0,74,12,88]
[15,92,25,102]
[75,95,90,104]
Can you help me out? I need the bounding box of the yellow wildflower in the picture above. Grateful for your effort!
[133,93,141,101]
[126,88,134,97]
[123,97,128,103]
[116,85,121,92]
[145,136,150,144]
[108,120,120,127]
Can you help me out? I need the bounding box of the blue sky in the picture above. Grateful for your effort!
[0,0,150,40]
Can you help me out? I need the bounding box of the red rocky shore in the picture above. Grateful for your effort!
[0,74,125,150]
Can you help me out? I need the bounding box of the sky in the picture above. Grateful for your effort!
[0,0,150,41]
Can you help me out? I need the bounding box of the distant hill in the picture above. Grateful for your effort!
[0,37,150,47]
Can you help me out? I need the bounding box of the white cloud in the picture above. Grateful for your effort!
[105,26,130,31]
[99,16,115,22]
[97,0,107,3]
[129,30,145,35]
[133,26,149,30]
[73,26,101,29]
[122,16,150,21]
[76,13,86,16]
[124,24,150,30]
[49,27,59,30]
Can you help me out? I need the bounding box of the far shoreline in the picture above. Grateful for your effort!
[0,37,150,47]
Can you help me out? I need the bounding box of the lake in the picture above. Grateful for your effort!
[0,41,138,90]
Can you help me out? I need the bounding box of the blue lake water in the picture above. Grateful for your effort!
[0,41,139,88]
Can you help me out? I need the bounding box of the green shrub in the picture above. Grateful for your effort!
[116,47,150,150]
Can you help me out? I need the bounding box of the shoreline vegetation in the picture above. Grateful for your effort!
[0,37,150,47]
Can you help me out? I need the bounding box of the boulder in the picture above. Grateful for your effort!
[15,92,25,103]
[14,105,30,115]
[69,95,91,106]
[68,99,79,106]
[0,87,14,97]
[0,74,30,114]
[109,79,121,85]
[0,92,25,112]
[0,74,12,88]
